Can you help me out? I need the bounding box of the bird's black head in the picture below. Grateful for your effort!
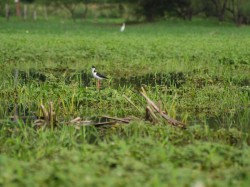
[92,66,95,69]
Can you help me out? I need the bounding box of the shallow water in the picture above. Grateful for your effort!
[0,68,248,130]
[17,68,186,88]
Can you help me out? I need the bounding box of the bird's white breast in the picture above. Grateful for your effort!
[92,71,103,80]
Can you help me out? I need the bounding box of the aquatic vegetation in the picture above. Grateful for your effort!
[0,19,249,186]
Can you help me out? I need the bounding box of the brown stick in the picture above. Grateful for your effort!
[100,115,131,123]
[145,105,159,124]
[70,117,82,123]
[80,121,117,127]
[141,87,185,128]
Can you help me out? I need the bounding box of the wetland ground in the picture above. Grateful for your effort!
[0,18,249,187]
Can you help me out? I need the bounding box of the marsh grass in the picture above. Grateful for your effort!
[0,19,250,186]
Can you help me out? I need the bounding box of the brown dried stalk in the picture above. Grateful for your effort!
[36,102,57,128]
[100,115,132,124]
[145,105,159,124]
[141,87,185,128]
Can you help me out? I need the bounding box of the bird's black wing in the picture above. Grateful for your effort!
[96,72,108,79]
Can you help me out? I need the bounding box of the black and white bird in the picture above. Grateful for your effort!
[91,66,108,89]
[120,23,125,32]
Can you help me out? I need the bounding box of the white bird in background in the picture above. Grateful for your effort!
[120,23,125,32]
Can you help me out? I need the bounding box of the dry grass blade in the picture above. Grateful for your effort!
[40,104,49,122]
[158,100,164,115]
[36,102,57,128]
[49,102,54,126]
[123,94,143,113]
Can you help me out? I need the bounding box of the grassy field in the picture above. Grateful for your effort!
[0,18,250,187]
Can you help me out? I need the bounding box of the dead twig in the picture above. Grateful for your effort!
[145,105,159,124]
[100,115,132,123]
[67,115,134,129]
[141,87,185,128]
[68,119,117,127]
[70,117,81,123]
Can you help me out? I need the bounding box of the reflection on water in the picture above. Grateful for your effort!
[17,68,186,88]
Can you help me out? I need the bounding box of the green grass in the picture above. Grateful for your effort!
[0,18,250,186]
[0,123,250,187]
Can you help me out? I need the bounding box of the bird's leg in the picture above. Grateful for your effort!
[98,80,100,90]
